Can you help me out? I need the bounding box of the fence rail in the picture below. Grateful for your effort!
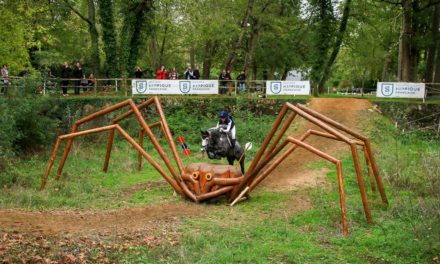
[1,76,440,99]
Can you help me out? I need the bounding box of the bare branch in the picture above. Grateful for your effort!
[63,0,92,26]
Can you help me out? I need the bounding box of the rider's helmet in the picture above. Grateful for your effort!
[219,111,228,119]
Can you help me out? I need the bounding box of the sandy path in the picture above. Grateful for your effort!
[260,98,372,190]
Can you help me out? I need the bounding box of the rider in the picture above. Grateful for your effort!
[216,111,236,147]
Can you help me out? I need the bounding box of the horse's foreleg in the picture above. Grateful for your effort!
[227,156,235,166]
[239,155,245,175]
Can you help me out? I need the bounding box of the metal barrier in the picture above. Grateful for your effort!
[43,78,125,96]
[40,78,269,97]
[2,76,440,100]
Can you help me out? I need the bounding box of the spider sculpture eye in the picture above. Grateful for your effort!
[205,173,213,181]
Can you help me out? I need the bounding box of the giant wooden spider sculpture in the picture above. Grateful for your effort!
[40,96,388,235]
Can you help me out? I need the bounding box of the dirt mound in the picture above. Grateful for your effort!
[260,98,373,190]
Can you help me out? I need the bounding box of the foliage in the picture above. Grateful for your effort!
[0,97,59,181]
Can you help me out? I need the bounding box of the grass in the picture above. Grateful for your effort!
[1,103,439,263]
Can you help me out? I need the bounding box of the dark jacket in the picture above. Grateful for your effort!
[135,70,143,78]
[73,67,83,79]
[193,69,200,79]
[61,66,71,78]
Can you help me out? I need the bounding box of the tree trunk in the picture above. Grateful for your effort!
[120,0,154,76]
[149,41,159,69]
[159,24,168,66]
[87,0,100,76]
[311,0,334,96]
[189,46,195,68]
[434,39,440,83]
[202,40,219,79]
[252,61,257,81]
[399,0,416,81]
[318,0,351,92]
[244,18,260,77]
[424,3,440,83]
[98,0,118,77]
[202,41,212,79]
[224,0,255,71]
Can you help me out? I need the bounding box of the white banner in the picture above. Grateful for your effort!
[132,79,218,95]
[266,81,311,95]
[376,82,425,98]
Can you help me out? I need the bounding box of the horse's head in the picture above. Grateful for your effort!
[200,128,226,159]
[201,130,210,149]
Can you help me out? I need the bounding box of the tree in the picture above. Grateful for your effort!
[63,0,100,75]
[223,0,255,71]
[310,0,336,95]
[424,3,440,83]
[0,2,32,73]
[375,0,440,82]
[98,0,119,77]
[119,0,155,76]
[317,0,352,92]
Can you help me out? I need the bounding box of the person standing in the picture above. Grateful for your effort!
[1,64,10,95]
[134,67,144,78]
[184,66,195,79]
[88,73,96,88]
[193,65,200,79]
[73,62,83,95]
[60,61,71,96]
[169,67,179,80]
[237,70,246,93]
[81,74,89,92]
[156,66,167,79]
[219,69,229,94]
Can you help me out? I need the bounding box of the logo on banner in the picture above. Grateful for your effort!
[179,81,191,93]
[270,82,282,94]
[136,81,147,93]
[381,83,394,97]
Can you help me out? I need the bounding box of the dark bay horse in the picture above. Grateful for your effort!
[201,128,245,174]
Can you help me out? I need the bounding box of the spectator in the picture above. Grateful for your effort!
[237,70,246,93]
[134,67,143,78]
[1,64,10,95]
[193,65,200,79]
[184,66,195,79]
[18,70,29,77]
[219,69,229,94]
[81,74,89,92]
[60,61,71,96]
[169,67,179,80]
[88,73,96,88]
[73,62,83,95]
[156,66,167,80]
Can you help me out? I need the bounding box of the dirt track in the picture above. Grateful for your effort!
[261,98,373,190]
[0,98,373,237]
